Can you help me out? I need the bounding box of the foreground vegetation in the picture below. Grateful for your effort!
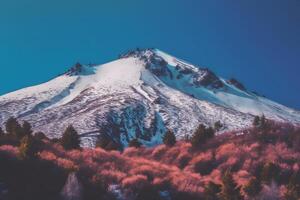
[0,117,300,200]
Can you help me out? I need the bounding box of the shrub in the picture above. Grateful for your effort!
[128,138,142,148]
[18,135,39,160]
[243,177,262,199]
[261,162,281,183]
[204,181,221,200]
[96,134,120,151]
[0,145,19,156]
[135,185,162,200]
[122,175,149,190]
[60,125,80,150]
[163,130,176,147]
[191,152,215,175]
[219,170,243,200]
[34,132,48,140]
[284,171,300,200]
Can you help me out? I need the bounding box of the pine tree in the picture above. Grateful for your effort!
[22,121,33,137]
[61,125,80,150]
[261,162,280,183]
[243,177,262,199]
[191,124,206,148]
[0,127,4,136]
[163,130,176,147]
[96,134,119,151]
[18,135,38,160]
[253,116,260,127]
[260,115,266,128]
[206,127,215,138]
[34,131,48,140]
[214,121,223,132]
[204,181,221,200]
[128,138,142,148]
[284,171,300,200]
[191,124,215,148]
[96,134,111,149]
[5,117,22,138]
[219,170,243,200]
[253,115,268,130]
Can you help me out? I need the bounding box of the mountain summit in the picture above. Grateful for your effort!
[0,48,299,147]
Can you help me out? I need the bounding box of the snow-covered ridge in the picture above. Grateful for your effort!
[0,48,299,147]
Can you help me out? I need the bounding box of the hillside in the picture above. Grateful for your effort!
[0,120,300,200]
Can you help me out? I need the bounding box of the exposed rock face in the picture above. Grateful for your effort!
[61,173,83,200]
[66,63,84,76]
[192,69,224,89]
[227,78,246,91]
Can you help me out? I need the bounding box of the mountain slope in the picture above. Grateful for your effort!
[0,48,299,147]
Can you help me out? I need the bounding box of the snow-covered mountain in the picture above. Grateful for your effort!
[0,48,299,147]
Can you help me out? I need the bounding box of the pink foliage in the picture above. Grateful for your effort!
[98,169,127,184]
[39,150,77,170]
[4,120,299,197]
[234,170,251,186]
[122,175,149,189]
[0,145,19,156]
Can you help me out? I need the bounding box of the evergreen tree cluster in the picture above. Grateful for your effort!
[190,124,215,148]
[163,130,176,147]
[253,115,267,129]
[203,170,243,200]
[128,138,142,148]
[5,117,33,139]
[285,171,300,200]
[96,134,120,151]
[60,125,81,150]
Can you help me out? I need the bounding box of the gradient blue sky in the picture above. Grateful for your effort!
[0,0,299,109]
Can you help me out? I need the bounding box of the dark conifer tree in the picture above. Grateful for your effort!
[61,125,80,150]
[22,121,33,137]
[191,124,215,148]
[206,127,215,138]
[5,117,22,138]
[96,134,119,151]
[128,138,142,148]
[0,127,4,136]
[163,130,176,147]
[34,132,48,140]
[104,141,120,151]
[219,170,243,200]
[261,162,280,183]
[253,116,260,127]
[96,134,111,149]
[214,121,223,132]
[191,124,206,148]
[204,181,221,200]
[243,177,262,200]
[284,171,300,200]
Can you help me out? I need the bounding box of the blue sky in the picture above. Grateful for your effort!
[0,0,299,109]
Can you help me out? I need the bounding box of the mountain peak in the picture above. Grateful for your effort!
[1,48,299,148]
